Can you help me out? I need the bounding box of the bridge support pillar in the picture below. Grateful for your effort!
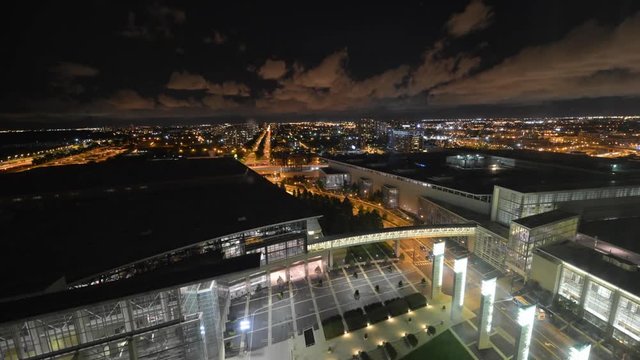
[327,250,333,269]
[394,240,399,257]
[431,241,445,300]
[451,256,468,322]
[477,277,497,350]
[514,305,536,360]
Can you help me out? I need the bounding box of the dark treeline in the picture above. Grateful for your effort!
[287,186,383,235]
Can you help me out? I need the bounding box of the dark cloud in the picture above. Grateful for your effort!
[166,71,250,97]
[3,1,640,124]
[50,62,99,78]
[432,12,640,105]
[120,4,186,40]
[446,0,493,37]
[104,89,155,110]
[157,94,199,108]
[258,59,288,80]
[166,71,209,90]
[203,30,227,45]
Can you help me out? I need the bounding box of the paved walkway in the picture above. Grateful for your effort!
[224,243,478,360]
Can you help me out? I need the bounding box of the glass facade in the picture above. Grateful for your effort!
[0,287,210,360]
[77,220,309,286]
[614,296,640,343]
[507,216,578,276]
[584,281,614,323]
[493,185,640,226]
[549,261,640,349]
[474,227,508,270]
[558,267,584,304]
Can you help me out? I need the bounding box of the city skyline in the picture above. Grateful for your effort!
[2,1,640,126]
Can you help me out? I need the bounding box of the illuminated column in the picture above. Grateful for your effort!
[477,277,497,350]
[569,343,591,360]
[451,256,468,322]
[394,240,399,257]
[514,305,536,360]
[431,241,445,300]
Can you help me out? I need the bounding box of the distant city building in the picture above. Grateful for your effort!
[446,154,486,169]
[359,177,373,199]
[382,184,399,209]
[387,129,424,152]
[319,167,350,190]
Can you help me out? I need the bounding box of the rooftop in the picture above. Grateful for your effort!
[0,157,316,298]
[512,209,578,229]
[0,253,260,323]
[321,167,347,175]
[580,217,640,254]
[538,241,640,297]
[327,150,640,194]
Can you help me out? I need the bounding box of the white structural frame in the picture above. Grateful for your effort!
[307,225,476,252]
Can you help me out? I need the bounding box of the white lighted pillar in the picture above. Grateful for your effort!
[451,256,468,322]
[394,240,400,257]
[431,241,445,300]
[477,277,497,350]
[569,343,591,360]
[514,305,536,360]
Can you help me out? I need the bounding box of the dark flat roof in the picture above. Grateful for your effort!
[0,253,260,324]
[327,150,640,194]
[321,167,347,175]
[580,217,640,254]
[513,210,578,229]
[538,241,640,297]
[0,157,316,297]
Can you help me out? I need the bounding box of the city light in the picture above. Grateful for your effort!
[240,320,251,331]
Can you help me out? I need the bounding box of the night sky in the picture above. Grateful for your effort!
[2,0,640,126]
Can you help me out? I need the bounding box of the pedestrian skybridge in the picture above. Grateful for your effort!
[307,223,477,252]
